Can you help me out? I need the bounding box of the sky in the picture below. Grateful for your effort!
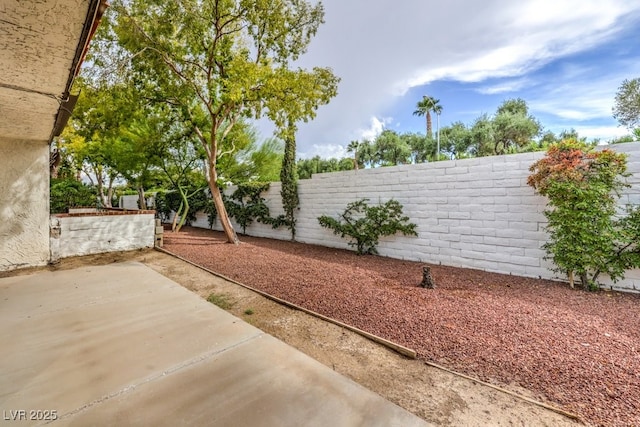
[255,0,640,159]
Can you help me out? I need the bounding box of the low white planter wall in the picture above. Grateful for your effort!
[50,210,156,260]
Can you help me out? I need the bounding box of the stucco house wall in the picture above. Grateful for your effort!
[0,138,50,271]
[0,0,101,271]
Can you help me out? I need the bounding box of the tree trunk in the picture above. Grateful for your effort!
[105,188,113,208]
[426,112,432,139]
[580,273,589,290]
[568,271,574,289]
[175,185,189,233]
[171,201,183,232]
[208,168,239,244]
[96,173,106,208]
[106,175,116,208]
[137,186,147,210]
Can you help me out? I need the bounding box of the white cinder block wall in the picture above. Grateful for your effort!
[198,143,640,292]
[50,213,155,260]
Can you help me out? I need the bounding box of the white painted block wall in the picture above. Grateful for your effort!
[119,194,156,210]
[50,214,155,260]
[196,143,640,292]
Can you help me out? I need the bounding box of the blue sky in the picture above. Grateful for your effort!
[256,0,640,159]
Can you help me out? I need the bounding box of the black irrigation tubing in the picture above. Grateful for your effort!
[154,246,582,424]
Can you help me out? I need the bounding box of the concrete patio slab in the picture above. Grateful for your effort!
[0,262,430,426]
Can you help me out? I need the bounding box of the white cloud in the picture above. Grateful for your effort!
[529,66,640,121]
[571,125,629,141]
[477,78,530,95]
[359,116,391,141]
[298,143,347,159]
[533,96,613,121]
[280,1,640,156]
[392,1,635,94]
[295,116,391,159]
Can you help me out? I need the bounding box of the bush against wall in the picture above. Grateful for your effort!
[528,140,640,290]
[318,198,418,255]
[153,190,173,223]
[225,182,272,234]
[50,178,98,213]
[155,187,215,230]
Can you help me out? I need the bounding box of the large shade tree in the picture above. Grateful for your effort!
[613,77,640,130]
[401,132,431,163]
[60,80,141,207]
[111,0,339,244]
[113,116,172,209]
[66,77,177,210]
[492,98,541,154]
[214,121,283,184]
[466,99,540,156]
[155,121,208,232]
[440,121,471,159]
[297,156,353,178]
[374,129,411,166]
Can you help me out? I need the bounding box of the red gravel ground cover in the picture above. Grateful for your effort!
[164,227,640,426]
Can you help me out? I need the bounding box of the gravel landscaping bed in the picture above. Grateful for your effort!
[164,227,640,426]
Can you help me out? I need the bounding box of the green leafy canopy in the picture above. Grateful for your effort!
[613,77,640,130]
[109,0,339,243]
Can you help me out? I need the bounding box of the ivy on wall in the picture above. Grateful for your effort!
[226,182,272,234]
[318,198,418,255]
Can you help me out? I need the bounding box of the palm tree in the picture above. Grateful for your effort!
[413,96,442,139]
[346,140,360,170]
[432,102,443,159]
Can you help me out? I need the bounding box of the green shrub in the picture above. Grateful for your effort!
[318,198,418,255]
[203,195,217,229]
[153,190,173,222]
[528,139,640,290]
[225,182,272,234]
[50,178,97,213]
[155,187,215,229]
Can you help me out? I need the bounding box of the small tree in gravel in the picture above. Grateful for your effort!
[527,139,640,290]
[318,199,418,255]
